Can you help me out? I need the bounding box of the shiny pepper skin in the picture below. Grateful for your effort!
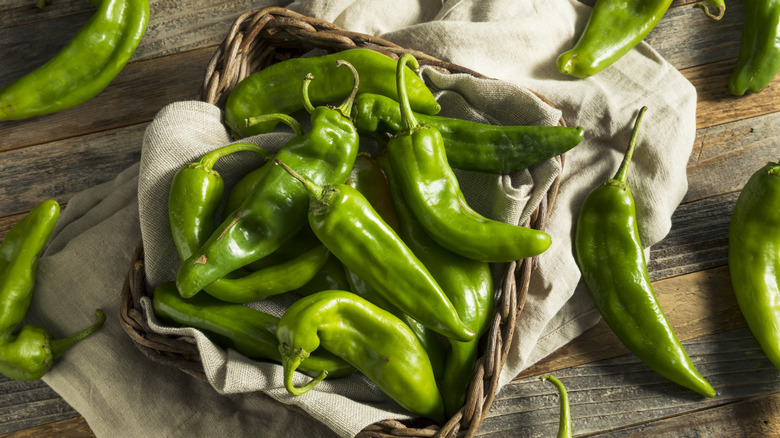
[0,0,149,120]
[728,161,780,370]
[573,107,715,398]
[276,290,445,422]
[728,0,780,95]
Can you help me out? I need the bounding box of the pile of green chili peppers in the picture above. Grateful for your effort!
[156,48,586,422]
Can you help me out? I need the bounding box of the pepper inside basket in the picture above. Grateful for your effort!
[118,6,567,438]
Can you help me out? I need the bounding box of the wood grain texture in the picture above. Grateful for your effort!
[0,377,79,435]
[0,416,94,438]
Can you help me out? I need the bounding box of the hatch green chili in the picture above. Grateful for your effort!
[276,289,445,422]
[0,200,105,380]
[0,0,149,120]
[275,159,474,342]
[176,61,361,298]
[353,92,584,174]
[224,48,440,137]
[556,0,723,78]
[385,54,551,263]
[573,107,716,398]
[728,0,780,95]
[151,282,354,378]
[728,161,780,371]
[378,153,494,416]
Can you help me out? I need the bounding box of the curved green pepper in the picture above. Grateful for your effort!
[0,200,105,380]
[275,159,474,343]
[728,0,780,95]
[556,0,723,78]
[342,153,447,379]
[386,54,551,263]
[728,161,780,370]
[378,153,494,416]
[276,289,445,422]
[353,93,584,174]
[176,61,361,298]
[0,0,149,120]
[224,48,440,138]
[573,107,716,398]
[151,282,354,378]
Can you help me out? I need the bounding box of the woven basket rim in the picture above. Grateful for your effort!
[119,6,567,438]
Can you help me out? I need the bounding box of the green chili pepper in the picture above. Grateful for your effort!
[540,374,572,438]
[290,255,351,297]
[0,0,149,120]
[275,159,474,343]
[353,93,584,174]
[276,289,445,422]
[176,61,361,299]
[342,153,447,379]
[0,200,105,380]
[377,153,494,417]
[556,0,723,78]
[151,282,354,378]
[728,0,780,95]
[223,160,276,222]
[385,54,551,263]
[224,48,440,138]
[573,107,716,398]
[728,161,780,371]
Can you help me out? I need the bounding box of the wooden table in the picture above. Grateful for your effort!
[1,0,779,436]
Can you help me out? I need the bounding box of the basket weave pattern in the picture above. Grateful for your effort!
[119,6,564,438]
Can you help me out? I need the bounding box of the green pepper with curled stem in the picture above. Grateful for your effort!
[176,60,361,299]
[151,282,354,378]
[556,0,724,78]
[353,92,584,174]
[728,0,780,95]
[0,0,149,120]
[276,289,445,422]
[728,161,780,370]
[224,48,440,138]
[377,152,494,416]
[275,159,474,342]
[0,200,105,380]
[573,107,716,398]
[385,54,551,263]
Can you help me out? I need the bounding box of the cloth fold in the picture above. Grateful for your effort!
[29,0,696,437]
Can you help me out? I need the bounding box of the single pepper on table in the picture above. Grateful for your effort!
[573,107,716,398]
[728,0,780,95]
[728,161,780,371]
[175,61,361,299]
[0,0,149,120]
[0,200,105,380]
[384,53,551,263]
[224,48,441,137]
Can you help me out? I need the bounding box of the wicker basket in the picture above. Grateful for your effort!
[119,6,566,438]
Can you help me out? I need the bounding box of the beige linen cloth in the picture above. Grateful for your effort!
[31,0,695,437]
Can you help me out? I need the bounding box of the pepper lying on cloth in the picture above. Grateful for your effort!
[0,200,104,380]
[0,0,149,120]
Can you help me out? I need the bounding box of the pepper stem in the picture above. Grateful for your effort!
[198,142,270,169]
[695,0,725,20]
[50,309,106,359]
[335,60,360,118]
[246,113,304,136]
[282,351,328,396]
[302,74,316,114]
[540,374,572,438]
[274,159,328,204]
[613,106,647,184]
[397,54,421,132]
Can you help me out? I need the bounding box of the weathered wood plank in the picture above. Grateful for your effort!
[0,415,94,438]
[0,0,92,29]
[479,328,780,437]
[0,376,78,435]
[0,124,142,217]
